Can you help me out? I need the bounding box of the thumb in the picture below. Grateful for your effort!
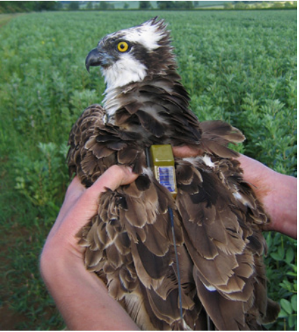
[69,165,138,235]
[83,165,138,212]
[49,166,138,243]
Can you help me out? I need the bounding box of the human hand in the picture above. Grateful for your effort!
[40,166,139,330]
[237,154,296,238]
[44,165,138,258]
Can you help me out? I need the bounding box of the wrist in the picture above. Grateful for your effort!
[40,235,83,285]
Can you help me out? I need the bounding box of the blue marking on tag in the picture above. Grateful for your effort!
[158,167,175,192]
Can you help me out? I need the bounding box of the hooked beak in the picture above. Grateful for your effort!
[85,48,103,72]
[85,46,116,72]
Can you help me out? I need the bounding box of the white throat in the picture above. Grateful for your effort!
[102,54,147,91]
[102,54,148,117]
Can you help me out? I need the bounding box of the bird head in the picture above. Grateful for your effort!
[85,17,175,90]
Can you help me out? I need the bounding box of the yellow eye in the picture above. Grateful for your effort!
[117,41,129,52]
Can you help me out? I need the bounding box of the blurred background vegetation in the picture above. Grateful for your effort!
[0,4,297,331]
[0,0,297,12]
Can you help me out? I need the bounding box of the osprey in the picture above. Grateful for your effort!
[68,18,280,330]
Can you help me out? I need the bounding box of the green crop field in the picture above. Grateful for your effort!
[0,10,296,330]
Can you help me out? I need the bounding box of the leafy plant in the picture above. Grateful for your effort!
[264,233,297,330]
[14,142,68,221]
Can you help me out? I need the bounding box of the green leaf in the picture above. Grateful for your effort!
[278,308,288,318]
[288,315,296,328]
[291,294,297,312]
[280,299,293,315]
[280,279,293,292]
[270,252,282,261]
[277,245,285,260]
[286,247,295,264]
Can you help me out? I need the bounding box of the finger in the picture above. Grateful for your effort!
[172,145,203,158]
[66,176,86,197]
[58,166,136,226]
[64,176,86,208]
[84,165,138,210]
[55,166,138,238]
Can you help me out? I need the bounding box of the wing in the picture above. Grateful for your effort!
[68,104,109,186]
[67,103,146,186]
[175,122,280,329]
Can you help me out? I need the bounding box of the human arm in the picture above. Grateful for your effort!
[172,146,297,239]
[40,166,139,330]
